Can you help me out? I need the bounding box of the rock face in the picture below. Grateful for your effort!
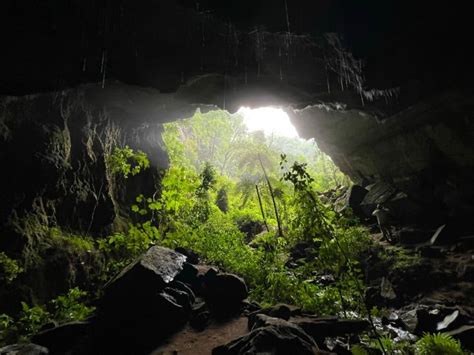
[293,92,474,231]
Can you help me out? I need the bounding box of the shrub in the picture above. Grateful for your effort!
[107,145,149,178]
[415,333,465,355]
[0,288,95,346]
[0,252,23,283]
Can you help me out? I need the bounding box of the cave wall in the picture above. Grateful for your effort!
[1,0,473,241]
[291,91,474,224]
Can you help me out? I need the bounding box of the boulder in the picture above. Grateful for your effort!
[360,182,423,224]
[0,344,49,355]
[291,316,370,344]
[400,305,464,334]
[93,290,189,354]
[91,246,193,354]
[344,185,369,220]
[248,304,302,329]
[204,273,248,318]
[212,315,320,355]
[190,300,211,331]
[101,246,187,309]
[31,321,90,355]
[175,247,200,265]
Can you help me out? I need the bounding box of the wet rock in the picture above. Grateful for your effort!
[175,247,199,265]
[396,227,432,244]
[380,277,397,300]
[291,316,370,344]
[164,287,193,313]
[0,344,49,355]
[456,262,474,282]
[344,185,369,220]
[204,273,248,318]
[31,321,90,355]
[416,245,445,258]
[190,299,210,330]
[446,325,474,351]
[91,247,192,354]
[360,182,422,224]
[241,300,262,315]
[175,262,199,288]
[102,246,187,308]
[400,305,464,334]
[212,315,320,355]
[169,280,196,304]
[248,304,302,329]
[436,310,460,331]
[93,290,189,354]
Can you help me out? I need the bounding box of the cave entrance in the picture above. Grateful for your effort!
[237,107,299,138]
[161,106,349,191]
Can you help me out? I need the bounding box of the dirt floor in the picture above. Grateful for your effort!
[151,316,248,355]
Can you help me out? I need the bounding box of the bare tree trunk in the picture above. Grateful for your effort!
[255,185,269,232]
[258,155,283,237]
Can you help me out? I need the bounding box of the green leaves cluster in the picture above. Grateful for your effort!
[107,145,150,178]
[0,288,95,346]
[415,333,465,355]
[0,252,23,284]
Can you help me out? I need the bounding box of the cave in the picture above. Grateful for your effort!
[1,1,474,354]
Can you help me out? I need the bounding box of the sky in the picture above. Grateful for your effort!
[237,107,299,138]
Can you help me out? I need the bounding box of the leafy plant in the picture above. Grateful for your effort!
[0,252,23,283]
[0,288,95,346]
[108,145,150,178]
[50,287,95,323]
[17,302,51,337]
[415,333,465,355]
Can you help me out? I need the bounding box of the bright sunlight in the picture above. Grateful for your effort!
[237,107,299,138]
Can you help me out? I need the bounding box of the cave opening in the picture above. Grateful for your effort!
[1,0,474,353]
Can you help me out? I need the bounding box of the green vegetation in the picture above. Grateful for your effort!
[0,288,94,346]
[415,333,465,355]
[2,109,465,352]
[0,252,23,284]
[351,333,466,355]
[108,145,150,178]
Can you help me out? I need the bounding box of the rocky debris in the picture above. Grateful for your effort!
[360,182,424,225]
[248,304,301,326]
[291,316,369,344]
[212,315,321,355]
[399,305,465,334]
[340,185,369,220]
[396,226,433,244]
[0,344,49,355]
[31,321,91,355]
[189,299,211,331]
[380,277,397,300]
[446,325,474,351]
[175,247,200,265]
[101,246,187,306]
[203,273,248,318]
[244,311,368,353]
